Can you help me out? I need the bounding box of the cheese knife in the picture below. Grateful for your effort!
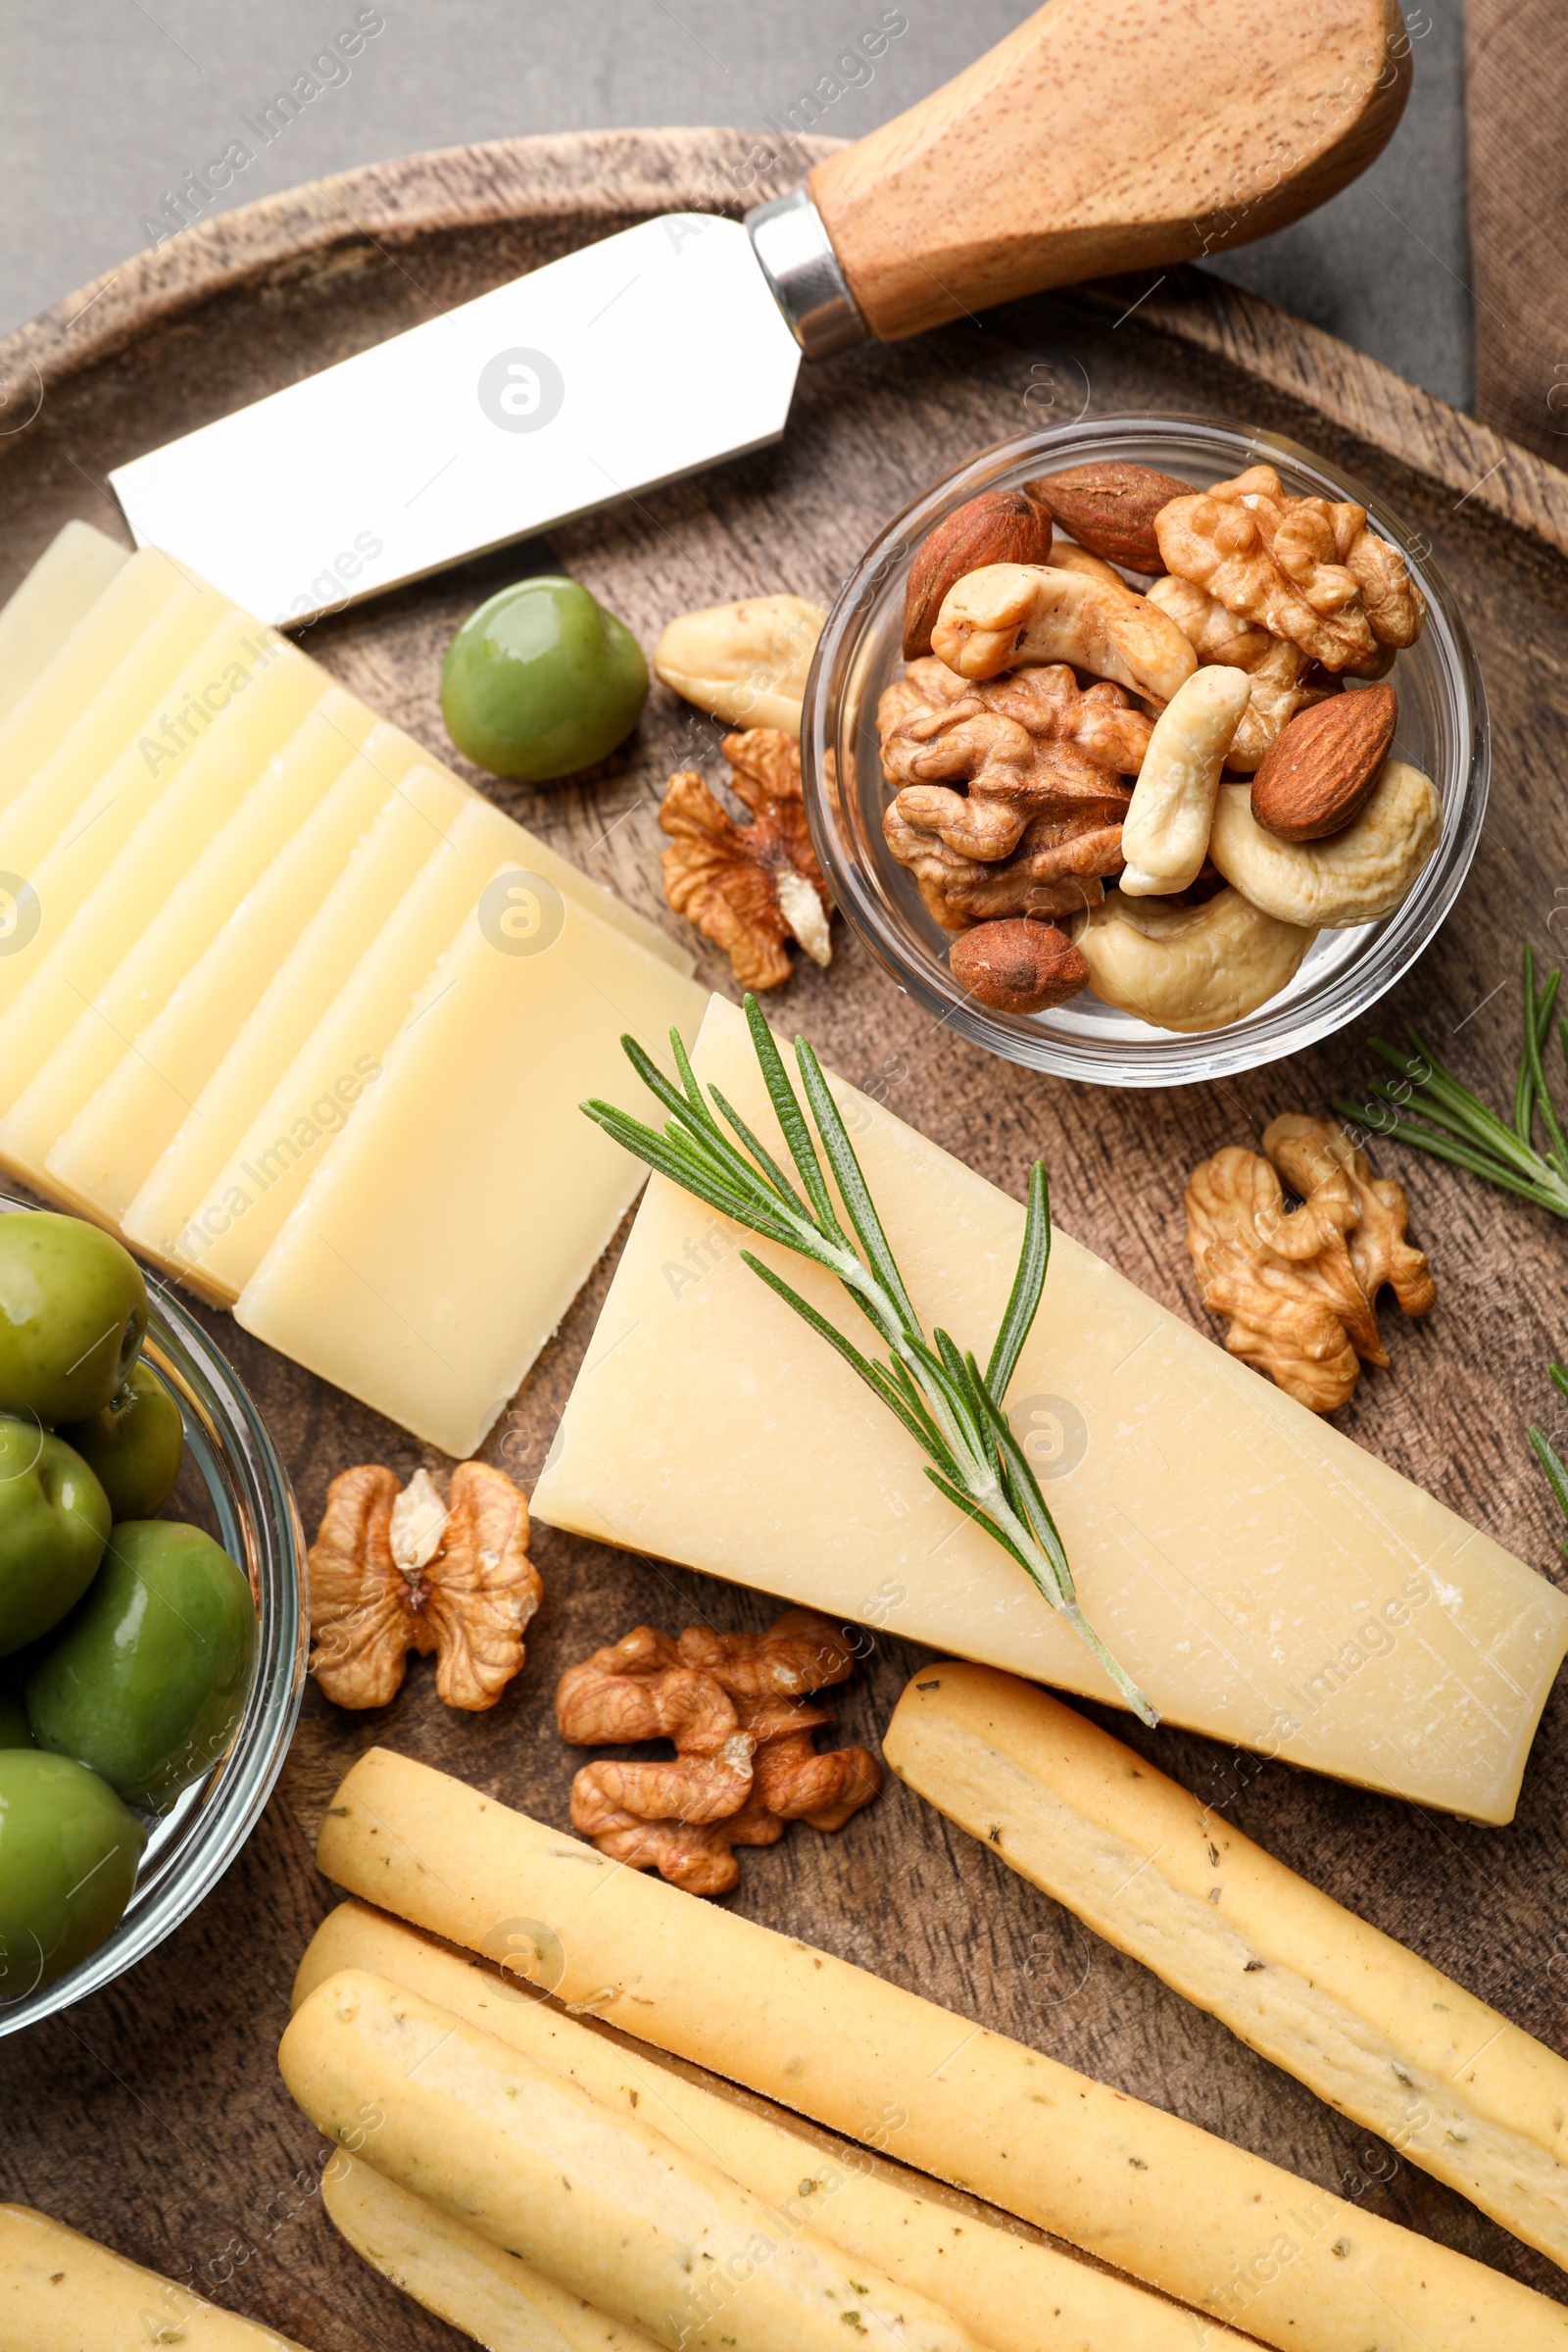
[109,0,1410,625]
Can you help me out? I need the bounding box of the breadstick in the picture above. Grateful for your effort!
[296,1899,1252,2352]
[883,1659,1568,2269]
[0,2205,310,2352]
[322,2153,657,2352]
[315,1746,1568,2352]
[280,1967,991,2352]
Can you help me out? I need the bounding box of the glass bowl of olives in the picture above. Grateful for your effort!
[0,1199,306,2036]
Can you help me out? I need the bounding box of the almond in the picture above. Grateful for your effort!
[903,491,1053,660]
[949,917,1088,1014]
[1250,683,1397,842]
[1026,461,1195,574]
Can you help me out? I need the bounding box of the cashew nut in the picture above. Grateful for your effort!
[1072,888,1317,1033]
[1207,760,1440,927]
[1119,665,1251,896]
[932,564,1198,703]
[1147,574,1335,772]
[1041,542,1131,593]
[654,594,824,735]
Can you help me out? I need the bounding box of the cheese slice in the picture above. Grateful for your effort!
[342,719,692,978]
[174,793,683,1300]
[0,520,129,726]
[170,795,535,1294]
[532,995,1568,1822]
[0,567,233,869]
[0,606,278,1025]
[45,730,410,1234]
[0,643,321,1109]
[236,881,709,1455]
[0,543,189,806]
[0,691,385,1184]
[122,756,466,1280]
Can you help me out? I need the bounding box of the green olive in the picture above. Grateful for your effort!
[440,575,649,782]
[0,1750,143,1997]
[0,1419,111,1658]
[0,1695,32,1748]
[60,1360,184,1522]
[0,1211,147,1424]
[25,1520,256,1809]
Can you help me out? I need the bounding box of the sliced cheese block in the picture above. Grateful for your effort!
[0,543,189,807]
[0,604,275,1022]
[532,995,1568,1822]
[0,691,385,1185]
[0,642,321,1110]
[0,567,233,867]
[122,757,467,1280]
[0,520,128,725]
[46,731,414,1234]
[171,794,538,1296]
[354,719,691,978]
[884,1663,1568,2269]
[236,879,709,1454]
[0,2204,310,2352]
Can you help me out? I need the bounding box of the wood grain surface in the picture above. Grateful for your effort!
[808,0,1410,338]
[3,125,1568,2350]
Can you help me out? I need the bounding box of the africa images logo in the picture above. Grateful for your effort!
[477,349,565,434]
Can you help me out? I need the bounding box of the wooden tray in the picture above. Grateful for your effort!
[5,126,1568,2345]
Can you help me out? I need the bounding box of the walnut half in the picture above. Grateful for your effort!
[1186,1116,1434,1413]
[660,727,832,989]
[877,657,1142,933]
[308,1459,539,1710]
[1154,465,1425,674]
[556,1606,881,1896]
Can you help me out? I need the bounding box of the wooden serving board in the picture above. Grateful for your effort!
[5,127,1568,2346]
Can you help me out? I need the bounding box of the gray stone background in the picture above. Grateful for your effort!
[0,1,1471,408]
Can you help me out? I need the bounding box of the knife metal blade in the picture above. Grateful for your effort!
[109,210,811,627]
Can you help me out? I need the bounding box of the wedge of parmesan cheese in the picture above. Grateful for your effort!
[531,994,1568,1821]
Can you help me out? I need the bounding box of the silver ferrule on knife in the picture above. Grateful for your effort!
[744,187,867,362]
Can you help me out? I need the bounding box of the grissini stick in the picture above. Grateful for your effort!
[279,1967,992,2352]
[0,2205,312,2352]
[883,1660,1568,2273]
[323,2154,660,2352]
[314,1746,1568,2352]
[294,1896,1260,2352]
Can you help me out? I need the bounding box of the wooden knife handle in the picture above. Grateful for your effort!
[808,0,1410,342]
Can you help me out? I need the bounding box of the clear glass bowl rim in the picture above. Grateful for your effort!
[0,1208,307,2035]
[801,412,1490,1088]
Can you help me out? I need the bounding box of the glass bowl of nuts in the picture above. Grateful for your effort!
[802,416,1487,1085]
[0,1208,307,2036]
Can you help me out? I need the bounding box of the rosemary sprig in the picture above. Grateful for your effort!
[1529,1360,1568,1561]
[1332,948,1568,1219]
[581,996,1154,1726]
